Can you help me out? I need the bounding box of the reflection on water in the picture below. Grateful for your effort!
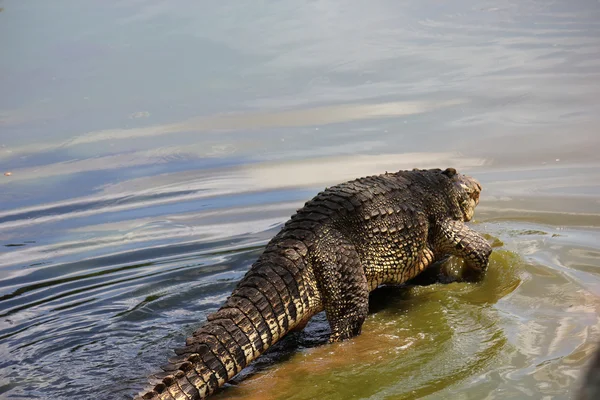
[0,99,467,161]
[1,0,599,399]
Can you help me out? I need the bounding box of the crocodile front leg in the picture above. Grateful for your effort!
[433,219,492,282]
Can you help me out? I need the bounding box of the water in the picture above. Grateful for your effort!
[1,1,599,399]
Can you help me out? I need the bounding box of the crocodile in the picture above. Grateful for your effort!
[136,167,492,400]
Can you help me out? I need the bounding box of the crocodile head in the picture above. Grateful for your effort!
[442,168,482,222]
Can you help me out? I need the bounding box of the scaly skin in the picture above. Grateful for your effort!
[136,167,492,400]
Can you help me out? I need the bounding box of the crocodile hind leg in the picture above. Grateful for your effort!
[399,245,441,286]
[415,246,435,275]
[313,232,369,343]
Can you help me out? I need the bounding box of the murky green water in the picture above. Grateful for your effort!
[1,1,599,399]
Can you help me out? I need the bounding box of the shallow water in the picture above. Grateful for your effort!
[1,1,599,399]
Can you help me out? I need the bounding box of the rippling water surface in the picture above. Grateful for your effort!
[1,1,599,399]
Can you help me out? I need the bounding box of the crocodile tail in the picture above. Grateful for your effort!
[137,246,313,399]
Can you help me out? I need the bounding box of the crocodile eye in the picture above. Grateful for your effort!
[442,167,458,178]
